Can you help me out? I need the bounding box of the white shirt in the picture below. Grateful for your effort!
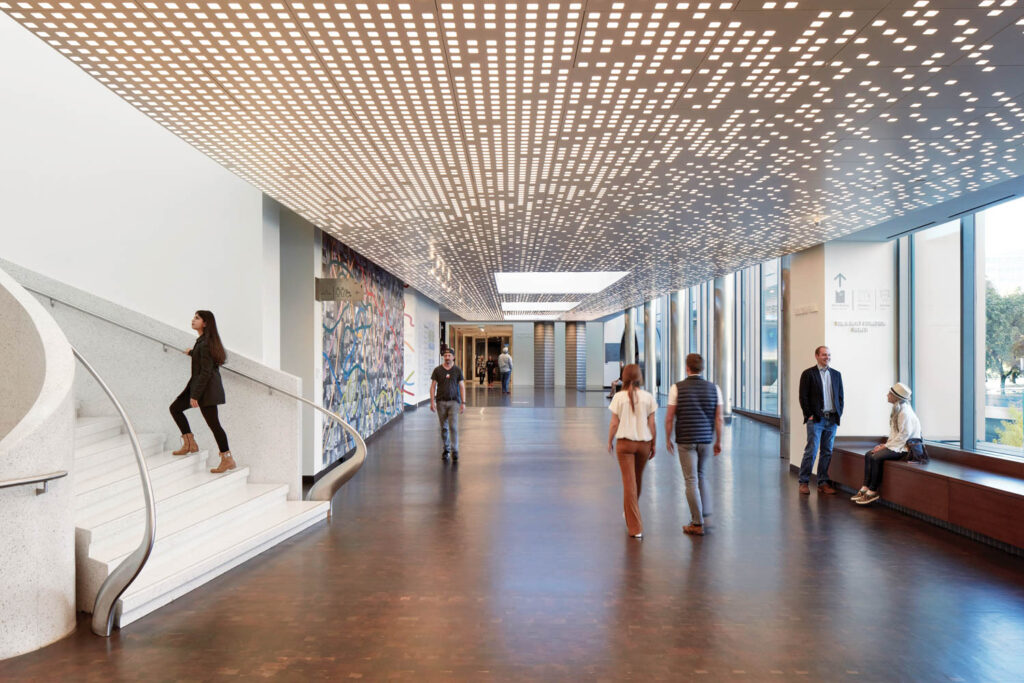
[819,364,834,412]
[609,389,658,441]
[885,402,922,453]
[667,381,724,407]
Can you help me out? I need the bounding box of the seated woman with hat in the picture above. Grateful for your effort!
[852,382,923,506]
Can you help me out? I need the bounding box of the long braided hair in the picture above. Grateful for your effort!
[621,364,643,414]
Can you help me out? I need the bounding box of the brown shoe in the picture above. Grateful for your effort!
[173,433,198,456]
[818,483,837,495]
[210,452,236,473]
[799,483,810,495]
[683,523,705,536]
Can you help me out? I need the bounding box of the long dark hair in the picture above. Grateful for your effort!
[196,310,227,366]
[621,364,643,414]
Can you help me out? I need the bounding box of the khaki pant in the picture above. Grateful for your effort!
[616,438,653,535]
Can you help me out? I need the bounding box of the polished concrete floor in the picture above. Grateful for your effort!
[3,387,1024,681]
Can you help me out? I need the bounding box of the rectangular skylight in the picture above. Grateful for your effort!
[504,313,561,321]
[494,271,629,294]
[501,301,581,311]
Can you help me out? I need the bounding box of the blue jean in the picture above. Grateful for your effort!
[677,443,713,525]
[437,400,460,452]
[501,371,511,393]
[799,415,837,485]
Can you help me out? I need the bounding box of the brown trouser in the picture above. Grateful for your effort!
[616,438,653,535]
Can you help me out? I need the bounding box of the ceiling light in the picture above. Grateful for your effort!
[504,313,561,320]
[495,272,629,294]
[501,301,582,311]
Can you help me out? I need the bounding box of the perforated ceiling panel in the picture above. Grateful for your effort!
[4,1,1024,319]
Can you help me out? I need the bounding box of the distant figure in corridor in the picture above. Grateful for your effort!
[852,382,924,506]
[665,353,723,537]
[798,345,844,495]
[486,355,497,386]
[169,310,235,474]
[498,346,513,394]
[607,364,657,539]
[476,354,486,385]
[430,349,466,462]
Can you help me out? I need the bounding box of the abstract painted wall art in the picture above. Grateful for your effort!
[321,234,404,467]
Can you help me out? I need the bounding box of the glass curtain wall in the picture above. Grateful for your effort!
[913,220,962,445]
[977,198,1024,456]
[761,260,780,414]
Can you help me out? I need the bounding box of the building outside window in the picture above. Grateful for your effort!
[913,220,961,445]
[977,198,1024,456]
[761,259,780,414]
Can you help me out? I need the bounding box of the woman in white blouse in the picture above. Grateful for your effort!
[607,364,658,539]
[851,382,923,505]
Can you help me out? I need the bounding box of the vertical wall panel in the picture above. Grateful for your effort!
[566,321,586,390]
[534,322,555,387]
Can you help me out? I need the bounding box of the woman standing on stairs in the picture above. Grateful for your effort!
[169,310,235,474]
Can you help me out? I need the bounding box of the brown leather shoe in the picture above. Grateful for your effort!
[173,433,198,456]
[683,523,705,536]
[819,483,837,495]
[799,483,810,495]
[210,452,236,473]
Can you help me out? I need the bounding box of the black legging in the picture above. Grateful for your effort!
[169,387,230,453]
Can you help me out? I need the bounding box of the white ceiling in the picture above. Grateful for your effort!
[3,1,1024,320]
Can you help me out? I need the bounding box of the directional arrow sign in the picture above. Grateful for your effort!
[834,273,847,288]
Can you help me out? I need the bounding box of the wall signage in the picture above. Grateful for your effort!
[315,277,365,305]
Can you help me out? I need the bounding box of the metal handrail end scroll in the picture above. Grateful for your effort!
[72,348,156,637]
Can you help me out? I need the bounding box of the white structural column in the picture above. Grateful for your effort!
[624,307,636,365]
[779,255,792,459]
[670,291,685,385]
[644,300,656,393]
[714,276,734,419]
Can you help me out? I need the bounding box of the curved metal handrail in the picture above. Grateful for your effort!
[0,470,68,494]
[27,288,367,506]
[73,348,156,637]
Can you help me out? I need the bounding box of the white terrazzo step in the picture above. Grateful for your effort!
[115,500,329,627]
[74,416,124,447]
[74,433,165,473]
[76,466,251,532]
[88,482,286,563]
[74,449,209,498]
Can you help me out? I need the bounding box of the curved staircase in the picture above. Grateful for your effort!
[73,415,329,627]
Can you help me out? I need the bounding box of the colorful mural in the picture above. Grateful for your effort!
[321,235,404,466]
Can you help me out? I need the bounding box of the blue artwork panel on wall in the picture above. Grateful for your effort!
[321,234,404,467]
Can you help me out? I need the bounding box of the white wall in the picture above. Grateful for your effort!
[824,241,897,437]
[278,209,321,477]
[0,14,275,363]
[586,322,606,390]
[403,288,440,405]
[511,323,535,386]
[785,241,898,468]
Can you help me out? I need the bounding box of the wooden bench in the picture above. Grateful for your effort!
[831,437,1024,550]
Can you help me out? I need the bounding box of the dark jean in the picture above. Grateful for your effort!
[501,371,511,393]
[863,447,904,492]
[799,414,837,485]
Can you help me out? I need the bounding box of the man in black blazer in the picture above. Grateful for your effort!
[798,346,844,495]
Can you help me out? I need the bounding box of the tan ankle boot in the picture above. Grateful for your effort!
[173,433,198,456]
[210,452,236,473]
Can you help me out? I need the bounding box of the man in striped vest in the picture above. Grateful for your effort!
[665,353,723,536]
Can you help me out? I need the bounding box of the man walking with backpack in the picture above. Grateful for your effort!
[665,353,723,536]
